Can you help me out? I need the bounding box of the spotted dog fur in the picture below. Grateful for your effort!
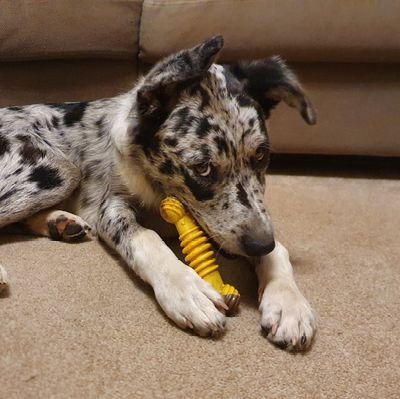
[0,37,317,349]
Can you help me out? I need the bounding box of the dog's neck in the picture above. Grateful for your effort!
[114,150,163,209]
[110,90,163,210]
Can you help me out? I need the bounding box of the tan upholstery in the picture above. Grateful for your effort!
[3,0,399,63]
[0,0,399,155]
[0,60,138,106]
[269,63,400,156]
[140,0,400,63]
[0,0,142,61]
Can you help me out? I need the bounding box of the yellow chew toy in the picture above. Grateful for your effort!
[160,196,240,316]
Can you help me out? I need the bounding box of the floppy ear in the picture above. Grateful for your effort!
[135,36,224,134]
[225,57,317,125]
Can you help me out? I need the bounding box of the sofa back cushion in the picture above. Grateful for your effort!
[0,0,142,61]
[139,0,400,63]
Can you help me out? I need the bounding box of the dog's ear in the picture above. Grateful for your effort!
[225,57,316,125]
[135,36,224,131]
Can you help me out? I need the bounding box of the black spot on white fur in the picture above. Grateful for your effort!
[50,102,88,127]
[159,159,175,175]
[213,135,229,155]
[236,182,251,208]
[0,188,18,203]
[164,137,178,147]
[52,116,59,129]
[196,117,212,138]
[16,135,46,165]
[0,134,11,157]
[7,106,23,112]
[29,165,63,190]
[183,169,215,201]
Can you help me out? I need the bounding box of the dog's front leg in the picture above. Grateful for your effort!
[97,197,226,336]
[256,242,317,350]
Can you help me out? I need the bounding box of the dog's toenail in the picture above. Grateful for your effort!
[301,334,307,345]
[275,340,288,350]
[262,325,272,335]
[271,324,278,336]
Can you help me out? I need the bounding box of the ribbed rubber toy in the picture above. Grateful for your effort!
[160,197,240,316]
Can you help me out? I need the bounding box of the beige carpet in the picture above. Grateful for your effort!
[1,169,399,398]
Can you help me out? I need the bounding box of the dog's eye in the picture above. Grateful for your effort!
[194,162,211,177]
[253,145,270,170]
[255,146,267,162]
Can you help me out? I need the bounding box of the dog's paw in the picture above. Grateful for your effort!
[259,281,317,351]
[47,211,93,242]
[0,264,9,293]
[154,266,227,337]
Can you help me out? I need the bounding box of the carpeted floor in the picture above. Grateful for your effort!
[1,167,399,398]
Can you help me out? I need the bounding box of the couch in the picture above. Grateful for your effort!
[1,0,400,156]
[1,3,400,399]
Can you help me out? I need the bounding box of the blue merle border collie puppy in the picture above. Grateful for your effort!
[0,36,317,350]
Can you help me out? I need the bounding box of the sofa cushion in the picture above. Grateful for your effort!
[0,60,137,107]
[139,0,400,63]
[0,0,142,61]
[269,63,400,156]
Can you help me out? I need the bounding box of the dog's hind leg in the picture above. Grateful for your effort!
[23,209,93,242]
[0,144,80,229]
[0,135,80,290]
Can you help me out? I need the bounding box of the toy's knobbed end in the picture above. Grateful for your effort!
[221,283,240,316]
[224,294,240,316]
[160,197,187,224]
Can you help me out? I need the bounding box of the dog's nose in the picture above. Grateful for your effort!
[240,234,275,256]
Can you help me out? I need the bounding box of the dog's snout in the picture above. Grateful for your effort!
[240,234,275,256]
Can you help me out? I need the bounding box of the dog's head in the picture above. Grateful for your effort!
[123,36,316,257]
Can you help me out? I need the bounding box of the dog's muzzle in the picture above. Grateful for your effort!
[240,234,275,257]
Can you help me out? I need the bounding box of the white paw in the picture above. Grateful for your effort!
[0,264,9,292]
[259,281,317,351]
[154,265,227,337]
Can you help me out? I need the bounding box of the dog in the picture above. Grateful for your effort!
[0,36,317,350]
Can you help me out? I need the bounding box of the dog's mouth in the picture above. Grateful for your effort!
[181,202,239,260]
[207,235,239,260]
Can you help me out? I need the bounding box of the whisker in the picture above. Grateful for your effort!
[204,232,221,242]
[215,239,228,258]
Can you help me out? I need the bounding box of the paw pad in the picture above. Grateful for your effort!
[48,215,91,242]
